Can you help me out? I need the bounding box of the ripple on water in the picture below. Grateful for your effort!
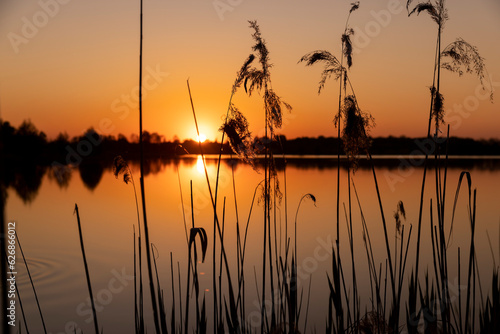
[16,250,89,308]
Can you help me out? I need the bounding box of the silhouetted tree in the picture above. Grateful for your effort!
[79,162,104,191]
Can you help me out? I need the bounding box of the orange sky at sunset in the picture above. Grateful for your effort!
[0,0,499,141]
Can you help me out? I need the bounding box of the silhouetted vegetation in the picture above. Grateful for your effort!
[2,120,499,165]
[2,118,499,204]
[2,1,499,331]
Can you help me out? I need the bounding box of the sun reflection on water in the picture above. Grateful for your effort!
[196,155,205,174]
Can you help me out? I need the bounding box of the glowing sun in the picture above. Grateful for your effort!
[196,133,207,143]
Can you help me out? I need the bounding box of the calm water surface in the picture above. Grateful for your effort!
[5,156,500,333]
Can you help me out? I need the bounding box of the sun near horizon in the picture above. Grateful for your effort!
[0,0,499,142]
[196,133,207,143]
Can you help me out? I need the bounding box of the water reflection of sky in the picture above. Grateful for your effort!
[4,157,500,332]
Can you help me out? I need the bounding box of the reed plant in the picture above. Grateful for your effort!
[406,1,493,332]
[112,156,145,333]
[16,231,47,334]
[300,2,359,258]
[300,2,407,332]
[187,80,241,333]
[217,20,293,333]
[213,52,255,333]
[137,0,162,332]
[13,2,498,333]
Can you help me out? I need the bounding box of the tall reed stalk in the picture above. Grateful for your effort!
[74,204,99,334]
[187,80,240,333]
[17,230,47,334]
[219,20,291,332]
[137,1,161,332]
[113,156,144,333]
[406,1,492,330]
[300,2,359,270]
[299,3,403,331]
[214,52,254,333]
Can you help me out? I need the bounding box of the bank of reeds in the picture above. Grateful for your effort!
[405,1,493,333]
[11,1,500,333]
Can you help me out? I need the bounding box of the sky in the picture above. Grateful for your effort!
[0,0,499,141]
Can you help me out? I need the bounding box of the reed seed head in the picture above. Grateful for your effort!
[219,105,256,167]
[430,86,445,132]
[334,95,375,170]
[441,38,493,101]
[112,155,132,185]
[349,1,360,14]
[342,28,355,69]
[407,0,448,28]
[299,50,343,94]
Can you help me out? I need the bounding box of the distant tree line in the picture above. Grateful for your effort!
[2,119,500,204]
[2,119,500,168]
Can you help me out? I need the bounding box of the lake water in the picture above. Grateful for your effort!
[5,156,500,333]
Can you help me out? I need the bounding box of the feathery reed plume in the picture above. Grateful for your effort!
[430,86,445,131]
[219,104,255,166]
[300,4,361,333]
[238,20,292,332]
[265,90,292,131]
[341,28,355,69]
[112,155,140,225]
[441,38,493,100]
[112,155,132,184]
[334,95,375,169]
[408,0,448,27]
[245,21,292,135]
[394,201,406,236]
[235,54,255,89]
[407,4,492,327]
[299,51,343,94]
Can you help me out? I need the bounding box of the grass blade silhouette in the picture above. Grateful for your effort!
[17,231,47,334]
[74,204,99,334]
[137,1,161,332]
